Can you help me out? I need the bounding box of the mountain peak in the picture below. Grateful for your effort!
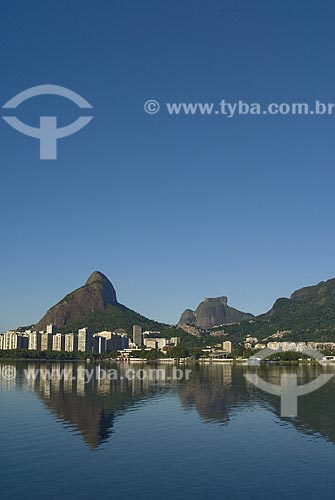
[86,271,111,286]
[34,271,118,330]
[179,296,253,330]
[204,296,228,304]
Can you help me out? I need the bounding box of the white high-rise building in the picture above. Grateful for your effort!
[2,332,16,350]
[52,333,65,351]
[223,341,232,354]
[40,333,53,351]
[28,332,41,350]
[47,324,57,334]
[65,333,77,352]
[78,328,92,352]
[1,332,28,350]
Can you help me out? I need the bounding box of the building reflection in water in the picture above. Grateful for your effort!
[1,361,335,450]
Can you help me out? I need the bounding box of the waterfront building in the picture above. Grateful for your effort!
[144,337,167,349]
[267,342,280,350]
[267,342,308,352]
[78,328,92,352]
[2,332,15,350]
[93,331,129,351]
[52,333,65,351]
[28,331,41,350]
[107,333,129,351]
[65,333,77,352]
[281,342,298,352]
[1,332,15,350]
[143,337,171,351]
[144,339,158,349]
[93,336,107,353]
[95,331,113,340]
[1,331,29,350]
[132,325,143,347]
[157,338,168,350]
[40,333,54,351]
[19,334,29,349]
[223,341,232,353]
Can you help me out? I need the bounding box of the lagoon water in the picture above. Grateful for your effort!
[1,360,335,500]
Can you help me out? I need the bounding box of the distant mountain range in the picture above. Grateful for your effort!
[224,278,335,342]
[34,271,255,335]
[33,271,335,341]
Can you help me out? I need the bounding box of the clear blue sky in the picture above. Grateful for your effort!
[1,0,334,331]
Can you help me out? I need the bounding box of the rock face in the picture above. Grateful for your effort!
[179,309,196,326]
[34,271,118,330]
[178,296,254,330]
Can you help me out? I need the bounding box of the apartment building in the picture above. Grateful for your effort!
[28,331,41,350]
[52,333,65,352]
[40,333,54,351]
[78,328,92,352]
[65,333,78,352]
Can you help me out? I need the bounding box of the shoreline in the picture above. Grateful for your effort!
[0,357,327,365]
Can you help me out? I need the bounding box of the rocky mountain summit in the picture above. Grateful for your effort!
[34,272,118,331]
[178,296,254,330]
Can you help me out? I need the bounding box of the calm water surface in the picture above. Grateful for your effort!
[1,361,335,500]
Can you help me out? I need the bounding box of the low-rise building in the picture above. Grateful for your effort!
[267,342,280,350]
[144,339,158,350]
[143,337,168,350]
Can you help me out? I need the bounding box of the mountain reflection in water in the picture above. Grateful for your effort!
[1,361,335,450]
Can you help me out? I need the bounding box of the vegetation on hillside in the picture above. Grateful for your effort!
[223,279,335,343]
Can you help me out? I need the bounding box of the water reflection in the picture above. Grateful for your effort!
[1,361,335,449]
